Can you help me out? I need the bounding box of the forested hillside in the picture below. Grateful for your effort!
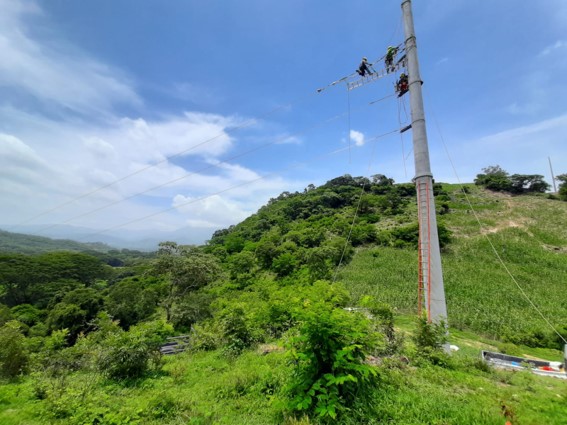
[1,174,566,424]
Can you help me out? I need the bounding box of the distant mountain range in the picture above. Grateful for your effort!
[0,224,216,253]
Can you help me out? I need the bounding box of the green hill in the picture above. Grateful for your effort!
[209,176,567,348]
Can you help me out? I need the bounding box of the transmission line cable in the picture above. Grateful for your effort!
[75,128,400,243]
[9,83,343,231]
[30,96,396,236]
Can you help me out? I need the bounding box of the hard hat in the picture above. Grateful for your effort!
[362,57,367,61]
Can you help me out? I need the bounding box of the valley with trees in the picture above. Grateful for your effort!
[1,169,567,424]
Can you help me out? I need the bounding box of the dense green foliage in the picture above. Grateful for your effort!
[0,172,566,424]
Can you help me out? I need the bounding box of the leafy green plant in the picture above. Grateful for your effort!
[286,302,379,420]
[413,315,449,366]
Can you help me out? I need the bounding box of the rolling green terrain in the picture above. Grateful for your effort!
[0,176,566,424]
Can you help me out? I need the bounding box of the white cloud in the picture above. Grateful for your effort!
[0,99,302,241]
[172,194,251,228]
[350,129,366,147]
[274,134,302,145]
[0,0,140,116]
[0,0,314,245]
[169,82,222,106]
[539,40,566,56]
[0,133,53,190]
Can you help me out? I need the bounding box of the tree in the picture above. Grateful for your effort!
[371,174,394,186]
[105,277,158,329]
[150,242,222,321]
[0,252,109,308]
[509,174,550,194]
[47,287,104,342]
[556,174,567,201]
[474,165,512,192]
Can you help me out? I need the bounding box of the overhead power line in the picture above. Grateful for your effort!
[75,128,401,244]
[29,93,397,237]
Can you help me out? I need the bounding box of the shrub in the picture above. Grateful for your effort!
[286,302,379,420]
[220,307,254,357]
[556,173,567,201]
[170,292,213,331]
[412,315,449,366]
[96,320,172,380]
[190,319,223,351]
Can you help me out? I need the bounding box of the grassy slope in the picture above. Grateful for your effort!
[339,184,567,343]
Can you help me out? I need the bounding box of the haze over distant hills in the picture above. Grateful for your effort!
[0,224,216,253]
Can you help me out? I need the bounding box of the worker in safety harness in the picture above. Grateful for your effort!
[385,46,398,73]
[396,72,409,96]
[356,57,374,77]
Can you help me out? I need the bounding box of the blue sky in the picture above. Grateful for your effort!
[1,0,566,247]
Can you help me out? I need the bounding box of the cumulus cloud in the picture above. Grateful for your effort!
[0,0,307,245]
[172,194,251,228]
[350,130,366,147]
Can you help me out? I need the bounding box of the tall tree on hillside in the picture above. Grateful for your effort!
[474,165,512,192]
[149,242,222,321]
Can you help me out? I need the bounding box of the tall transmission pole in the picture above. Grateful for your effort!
[549,156,557,193]
[401,0,448,331]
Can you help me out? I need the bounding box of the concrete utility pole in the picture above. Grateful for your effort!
[401,0,448,331]
[548,157,557,193]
